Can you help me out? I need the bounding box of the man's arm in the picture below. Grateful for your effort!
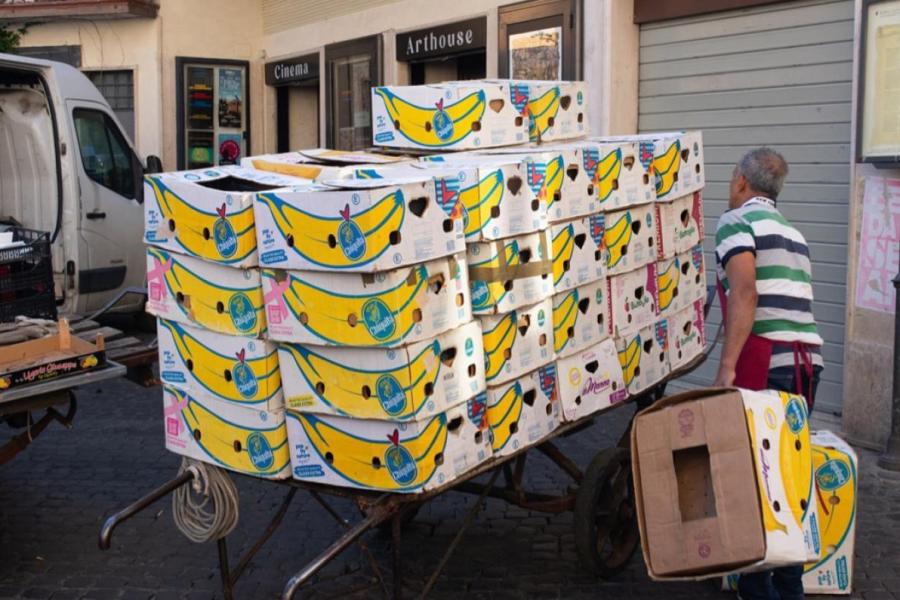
[713,252,758,387]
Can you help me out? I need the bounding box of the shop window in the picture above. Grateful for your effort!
[499,0,579,80]
[85,70,135,141]
[325,36,380,151]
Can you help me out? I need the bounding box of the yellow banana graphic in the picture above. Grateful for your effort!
[527,87,561,141]
[745,408,789,534]
[255,189,405,269]
[552,224,575,287]
[147,247,264,336]
[807,443,856,571]
[290,411,449,490]
[617,335,641,387]
[146,177,257,264]
[374,87,486,147]
[653,140,681,198]
[173,389,289,476]
[248,159,323,180]
[470,241,521,311]
[543,155,565,209]
[482,312,518,382]
[595,149,623,203]
[279,340,441,419]
[459,169,504,238]
[778,392,813,530]
[267,264,427,346]
[553,289,580,355]
[657,258,681,312]
[160,320,280,404]
[604,211,633,270]
[487,383,524,452]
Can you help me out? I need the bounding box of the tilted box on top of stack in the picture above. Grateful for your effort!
[242,148,407,181]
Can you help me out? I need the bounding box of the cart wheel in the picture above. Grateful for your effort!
[574,447,640,578]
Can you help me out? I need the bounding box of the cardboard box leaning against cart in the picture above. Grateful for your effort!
[555,338,627,422]
[485,364,561,457]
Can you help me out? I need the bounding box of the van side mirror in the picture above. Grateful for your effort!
[145,155,163,174]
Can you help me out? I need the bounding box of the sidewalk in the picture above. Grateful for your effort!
[0,376,892,599]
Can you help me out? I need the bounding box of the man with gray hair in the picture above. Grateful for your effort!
[713,147,823,600]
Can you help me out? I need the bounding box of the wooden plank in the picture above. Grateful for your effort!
[640,102,851,130]
[640,82,851,114]
[103,336,145,350]
[69,319,101,333]
[640,63,853,97]
[76,327,123,343]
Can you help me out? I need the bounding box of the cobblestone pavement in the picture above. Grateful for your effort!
[0,376,896,599]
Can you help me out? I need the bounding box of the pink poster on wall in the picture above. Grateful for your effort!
[855,176,900,313]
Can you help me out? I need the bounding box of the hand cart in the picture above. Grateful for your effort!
[100,289,719,600]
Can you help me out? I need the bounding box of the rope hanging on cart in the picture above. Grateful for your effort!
[172,458,240,543]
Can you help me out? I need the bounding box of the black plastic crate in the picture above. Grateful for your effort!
[0,227,57,322]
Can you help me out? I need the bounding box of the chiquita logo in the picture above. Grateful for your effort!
[816,459,851,492]
[229,293,258,333]
[471,280,490,308]
[385,429,417,485]
[213,203,238,258]
[247,431,275,470]
[377,374,407,416]
[432,98,454,141]
[337,203,367,261]
[785,397,807,434]
[232,348,258,399]
[363,298,397,341]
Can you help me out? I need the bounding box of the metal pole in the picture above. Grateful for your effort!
[879,272,900,470]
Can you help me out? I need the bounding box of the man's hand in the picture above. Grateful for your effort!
[713,365,736,387]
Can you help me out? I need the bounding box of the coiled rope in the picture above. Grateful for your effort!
[172,457,240,543]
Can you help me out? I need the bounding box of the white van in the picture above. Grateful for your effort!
[0,52,161,316]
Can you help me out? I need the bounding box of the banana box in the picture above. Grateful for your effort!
[485,364,560,457]
[551,215,606,294]
[553,279,608,359]
[480,298,554,386]
[262,254,471,347]
[285,395,493,493]
[555,338,628,422]
[157,319,282,411]
[468,231,553,315]
[277,320,486,421]
[666,299,706,372]
[656,191,703,259]
[615,320,669,395]
[605,202,657,276]
[243,148,407,181]
[415,154,549,240]
[162,385,290,479]
[657,245,706,319]
[146,247,265,338]
[496,80,588,143]
[576,141,655,211]
[371,82,528,151]
[595,131,704,201]
[477,146,598,222]
[144,166,312,267]
[253,175,465,272]
[608,263,659,339]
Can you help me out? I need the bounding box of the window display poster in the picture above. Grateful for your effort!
[218,133,243,166]
[187,131,214,169]
[509,26,562,80]
[218,68,243,129]
[862,1,900,159]
[186,67,214,130]
[855,175,900,313]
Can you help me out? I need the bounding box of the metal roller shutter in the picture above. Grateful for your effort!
[638,0,853,414]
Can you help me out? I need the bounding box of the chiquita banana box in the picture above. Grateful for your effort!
[666,299,706,371]
[604,202,657,276]
[551,215,606,294]
[655,191,703,259]
[479,298,554,386]
[157,319,283,411]
[242,148,406,181]
[468,230,553,315]
[577,141,656,211]
[555,338,627,422]
[657,244,707,320]
[144,166,311,267]
[162,385,290,479]
[146,247,265,338]
[494,80,589,143]
[609,263,659,339]
[371,81,528,151]
[277,320,486,421]
[263,254,471,347]
[415,154,549,240]
[553,279,609,359]
[615,320,669,395]
[485,364,561,457]
[253,175,465,272]
[477,146,599,223]
[285,395,493,492]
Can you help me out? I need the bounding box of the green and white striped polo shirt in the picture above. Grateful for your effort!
[715,197,823,369]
